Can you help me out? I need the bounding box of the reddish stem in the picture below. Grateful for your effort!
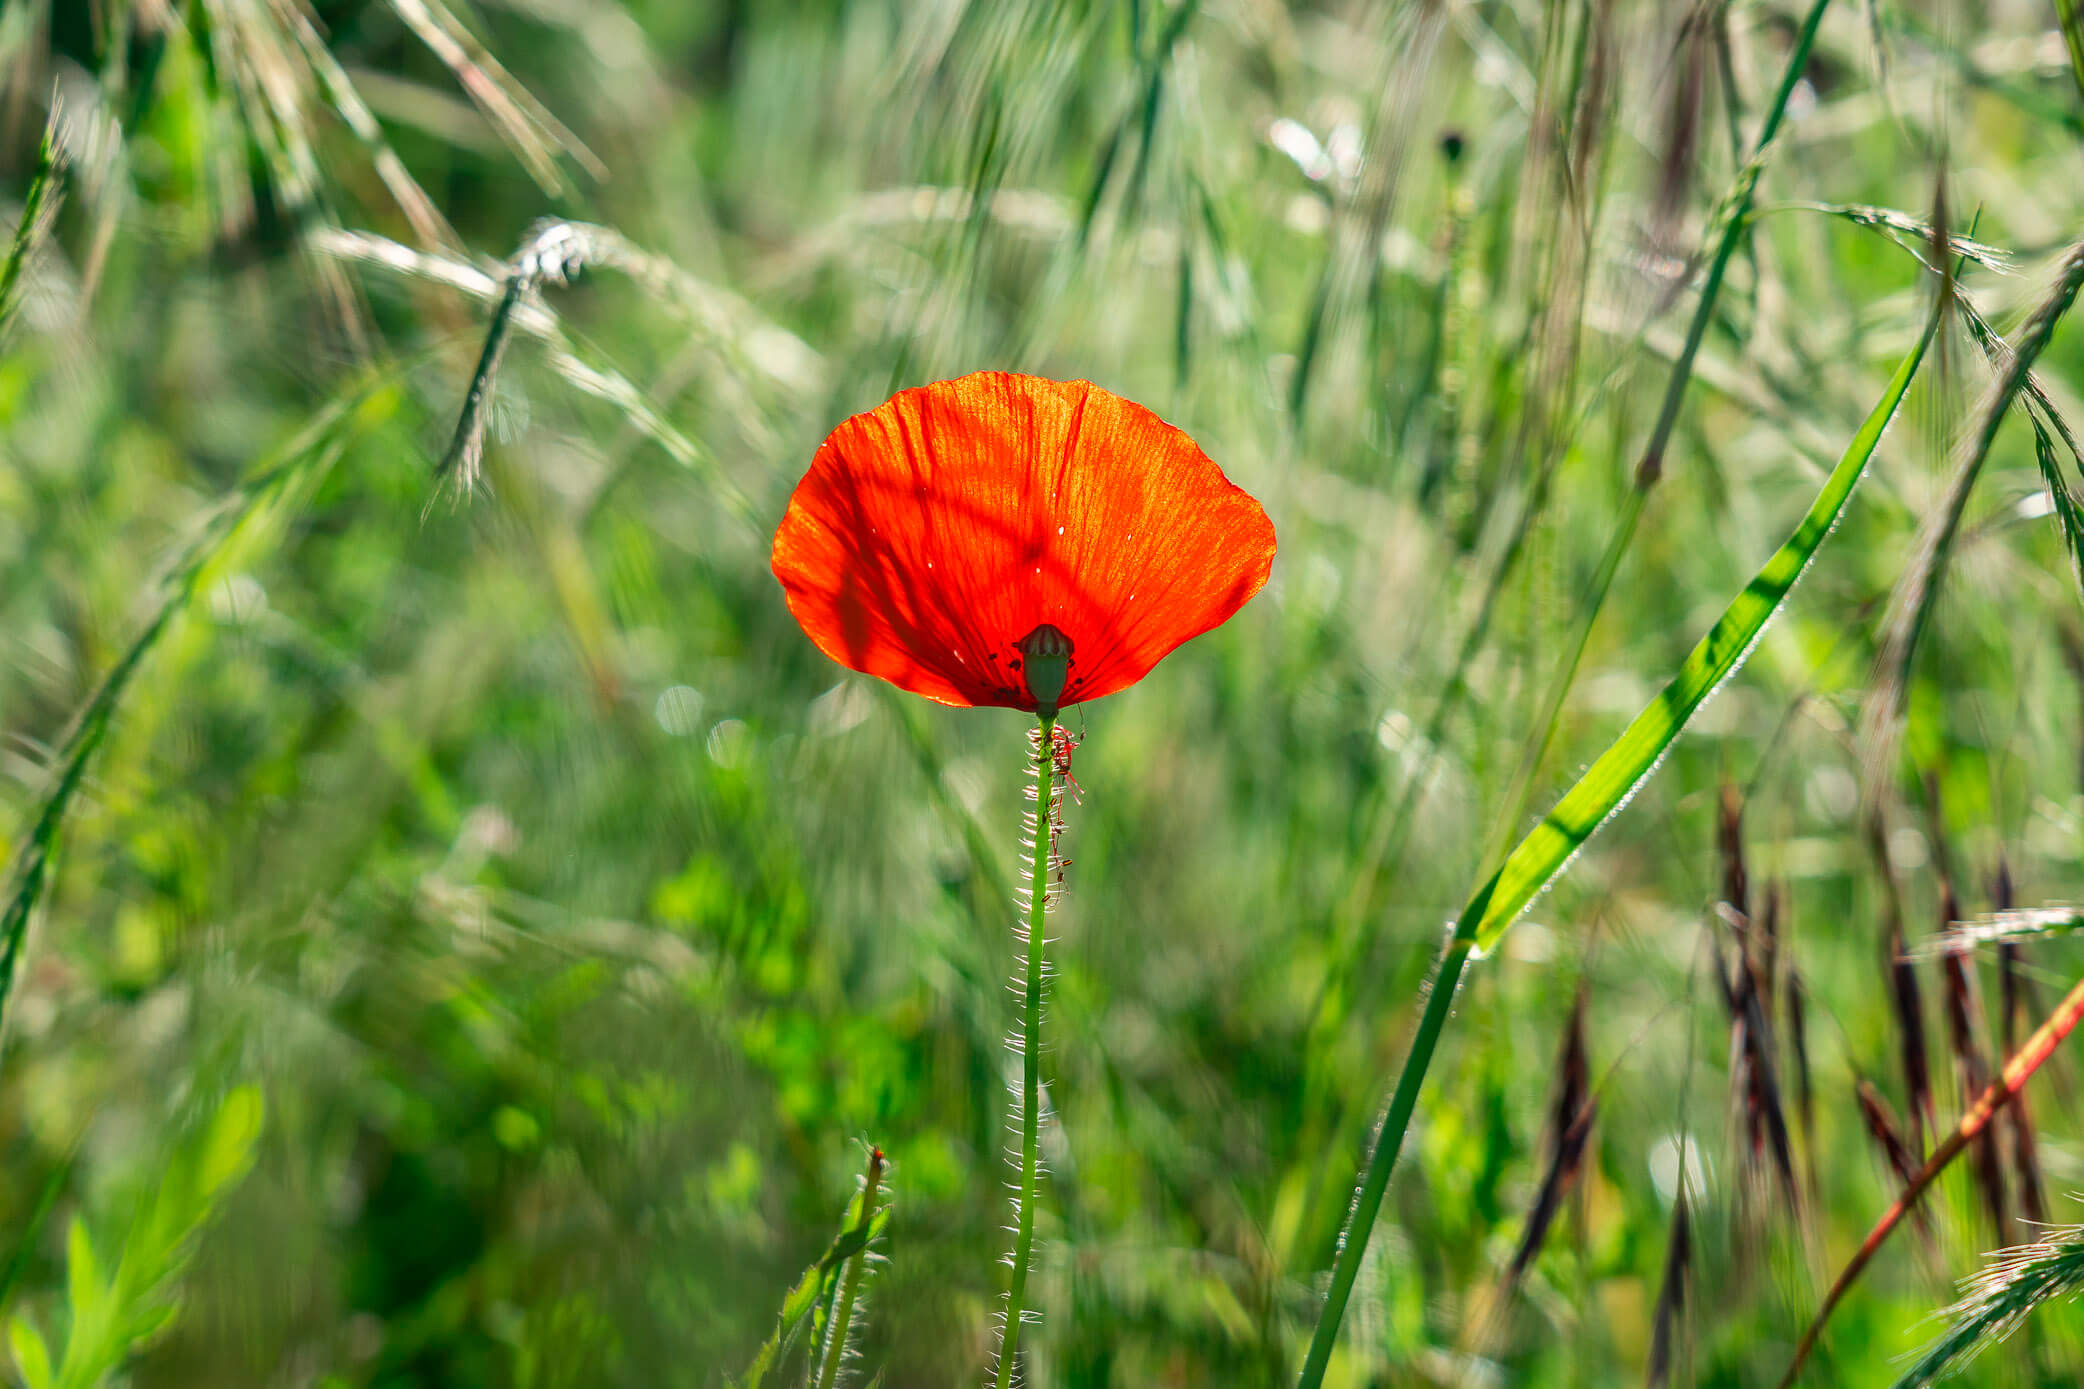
[1778,971,2084,1387]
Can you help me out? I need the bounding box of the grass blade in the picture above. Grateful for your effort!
[1925,905,2084,953]
[1296,271,1937,1389]
[0,109,63,345]
[384,0,603,192]
[2027,405,2084,605]
[2054,0,2084,103]
[1890,1222,2084,1388]
[1463,298,1939,953]
[1754,201,2013,272]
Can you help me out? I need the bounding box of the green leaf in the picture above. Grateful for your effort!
[194,1086,265,1200]
[63,1220,101,1333]
[23,1089,270,1389]
[120,1300,180,1349]
[10,1317,53,1389]
[1461,304,1938,952]
[732,1256,829,1389]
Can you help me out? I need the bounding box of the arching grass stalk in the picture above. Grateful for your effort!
[996,713,1060,1389]
[1296,269,1937,1389]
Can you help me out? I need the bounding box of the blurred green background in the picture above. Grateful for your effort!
[5,0,2084,1384]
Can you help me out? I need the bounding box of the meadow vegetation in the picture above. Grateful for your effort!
[6,0,2084,1384]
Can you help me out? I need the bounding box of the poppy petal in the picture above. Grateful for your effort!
[772,371,1275,711]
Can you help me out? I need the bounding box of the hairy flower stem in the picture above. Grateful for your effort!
[816,1146,886,1389]
[1296,930,1473,1389]
[996,714,1057,1389]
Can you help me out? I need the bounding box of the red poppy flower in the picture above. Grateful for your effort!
[772,371,1275,714]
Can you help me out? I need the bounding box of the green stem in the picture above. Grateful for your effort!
[1296,930,1474,1389]
[1637,0,1831,488]
[997,714,1057,1389]
[816,1148,886,1389]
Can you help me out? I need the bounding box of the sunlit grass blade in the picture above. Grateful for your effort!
[1779,971,2084,1386]
[1754,201,2013,272]
[1957,290,2084,606]
[1322,0,1830,972]
[1294,267,1936,1389]
[2028,407,2084,605]
[1464,302,1938,953]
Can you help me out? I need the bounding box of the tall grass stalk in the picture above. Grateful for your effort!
[1319,0,1830,1011]
[1860,235,2084,800]
[2060,0,2084,102]
[1297,302,1934,1388]
[995,715,1060,1389]
[1296,6,1837,1378]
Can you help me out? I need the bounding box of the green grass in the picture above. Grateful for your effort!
[6,2,2084,1386]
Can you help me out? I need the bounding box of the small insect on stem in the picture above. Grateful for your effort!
[1050,722,1084,806]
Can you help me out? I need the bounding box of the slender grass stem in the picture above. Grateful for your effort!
[1636,0,1831,489]
[996,714,1056,1389]
[1296,930,1474,1389]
